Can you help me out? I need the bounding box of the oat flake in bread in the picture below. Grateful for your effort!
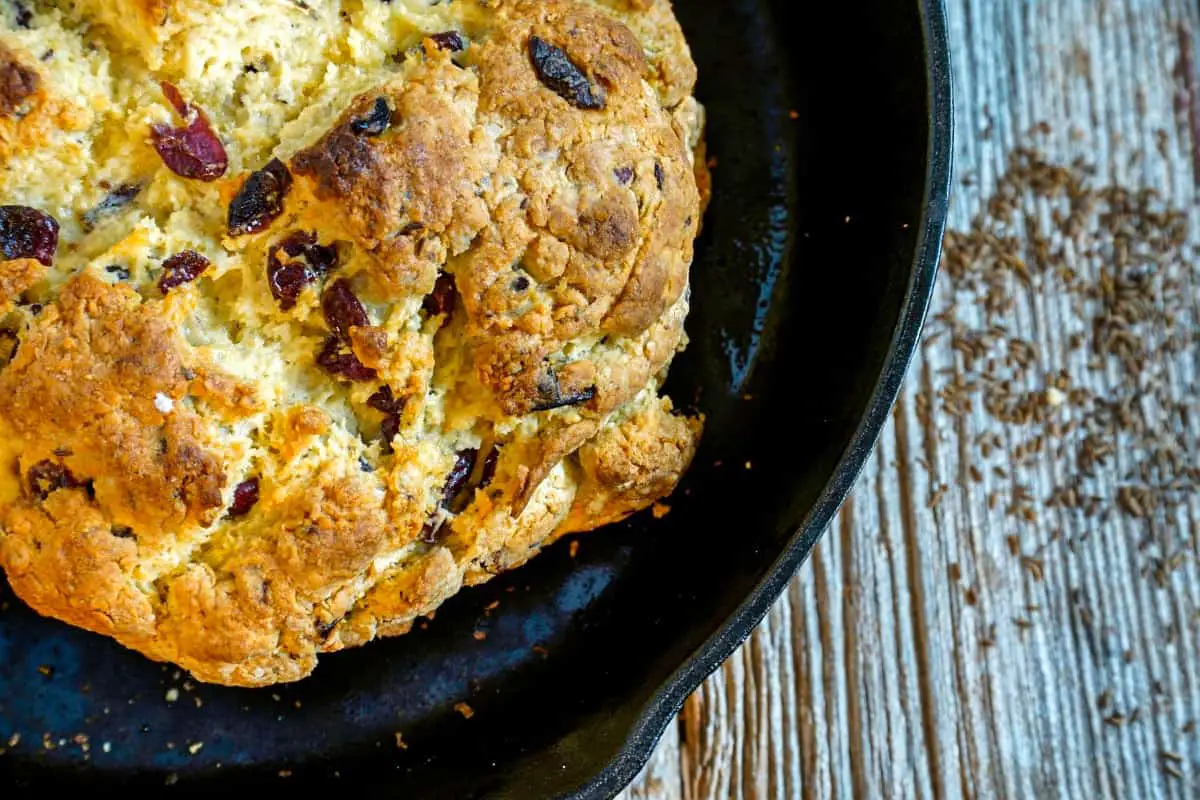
[0,0,707,686]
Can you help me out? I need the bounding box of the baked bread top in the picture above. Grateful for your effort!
[0,0,704,686]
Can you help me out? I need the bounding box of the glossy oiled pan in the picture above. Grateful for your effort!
[1,1,952,796]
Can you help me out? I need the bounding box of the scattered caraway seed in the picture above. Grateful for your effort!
[934,128,1199,741]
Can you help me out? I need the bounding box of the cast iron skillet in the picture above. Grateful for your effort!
[0,0,951,796]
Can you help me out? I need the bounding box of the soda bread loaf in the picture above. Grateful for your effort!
[0,0,705,686]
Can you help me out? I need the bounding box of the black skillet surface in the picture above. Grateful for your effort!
[0,0,951,796]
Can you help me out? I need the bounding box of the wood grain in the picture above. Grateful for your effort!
[618,0,1200,796]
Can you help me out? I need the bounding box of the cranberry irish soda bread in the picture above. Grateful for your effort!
[0,0,706,686]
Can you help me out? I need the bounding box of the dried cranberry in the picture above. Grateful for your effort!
[528,36,605,110]
[379,413,401,454]
[150,82,227,181]
[82,183,140,232]
[420,518,447,544]
[228,158,292,236]
[316,336,377,381]
[0,327,18,366]
[478,445,500,489]
[367,385,404,414]
[321,278,370,338]
[27,459,79,500]
[267,263,312,310]
[417,448,480,542]
[370,386,405,453]
[614,166,634,185]
[349,97,391,136]
[0,205,58,266]
[227,476,259,518]
[430,31,466,52]
[422,271,456,318]
[12,1,32,28]
[315,616,343,639]
[160,81,188,116]
[532,366,597,412]
[266,231,338,310]
[443,448,478,512]
[288,233,337,272]
[158,250,210,293]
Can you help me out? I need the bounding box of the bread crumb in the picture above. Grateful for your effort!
[472,630,486,641]
[394,732,407,750]
[102,741,111,753]
[164,688,179,703]
[454,702,475,719]
[569,540,580,558]
[652,503,671,519]
[187,741,203,755]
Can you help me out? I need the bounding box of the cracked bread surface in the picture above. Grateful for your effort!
[0,0,705,686]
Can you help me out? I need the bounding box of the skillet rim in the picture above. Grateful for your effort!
[563,1,954,797]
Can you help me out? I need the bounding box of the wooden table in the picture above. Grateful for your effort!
[619,0,1200,796]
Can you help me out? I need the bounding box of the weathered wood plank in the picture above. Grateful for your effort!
[619,0,1200,797]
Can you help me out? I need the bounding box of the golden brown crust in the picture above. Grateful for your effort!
[586,0,697,107]
[0,0,704,686]
[291,53,490,299]
[452,0,700,416]
[0,257,45,312]
[0,274,227,534]
[2,491,156,642]
[557,394,701,534]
